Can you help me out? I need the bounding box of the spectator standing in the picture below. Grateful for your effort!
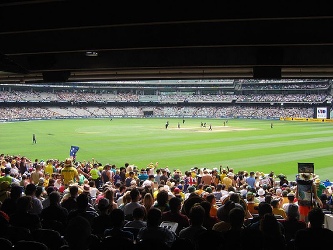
[222,172,234,190]
[89,163,101,189]
[246,171,256,189]
[61,158,79,187]
[296,173,323,223]
[19,156,29,176]
[159,169,169,184]
[138,169,149,183]
[0,168,18,185]
[101,164,112,185]
[44,159,55,176]
[201,170,213,186]
[125,171,135,187]
[119,166,126,184]
[154,169,161,185]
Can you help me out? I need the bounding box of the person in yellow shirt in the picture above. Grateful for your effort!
[206,193,218,218]
[195,183,205,196]
[281,190,290,205]
[89,163,101,188]
[61,158,79,186]
[245,191,260,215]
[191,168,197,179]
[219,167,227,184]
[44,159,55,176]
[43,173,50,187]
[271,198,287,219]
[173,187,185,201]
[222,173,233,190]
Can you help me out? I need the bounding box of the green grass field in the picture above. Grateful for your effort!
[1,118,333,182]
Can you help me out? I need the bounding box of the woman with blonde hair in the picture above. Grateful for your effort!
[119,191,132,210]
[103,188,118,214]
[142,192,154,218]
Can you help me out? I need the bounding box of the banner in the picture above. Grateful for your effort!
[317,107,328,119]
[69,145,80,160]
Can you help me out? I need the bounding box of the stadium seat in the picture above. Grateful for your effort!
[0,237,13,250]
[3,225,32,245]
[14,240,48,250]
[32,228,66,250]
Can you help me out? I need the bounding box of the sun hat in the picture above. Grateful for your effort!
[257,188,265,196]
[227,172,234,178]
[83,184,90,192]
[130,180,137,186]
[64,158,73,167]
[298,173,313,181]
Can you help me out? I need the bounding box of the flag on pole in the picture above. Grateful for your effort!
[69,146,79,161]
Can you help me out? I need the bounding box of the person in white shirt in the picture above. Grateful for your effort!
[282,191,298,214]
[88,180,100,201]
[142,175,155,189]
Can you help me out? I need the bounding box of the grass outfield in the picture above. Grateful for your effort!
[1,118,333,182]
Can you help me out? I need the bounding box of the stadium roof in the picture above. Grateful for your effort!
[1,1,333,83]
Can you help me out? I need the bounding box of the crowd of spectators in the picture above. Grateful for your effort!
[0,85,330,121]
[1,153,333,249]
[238,83,330,90]
[0,105,317,121]
[0,90,330,103]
